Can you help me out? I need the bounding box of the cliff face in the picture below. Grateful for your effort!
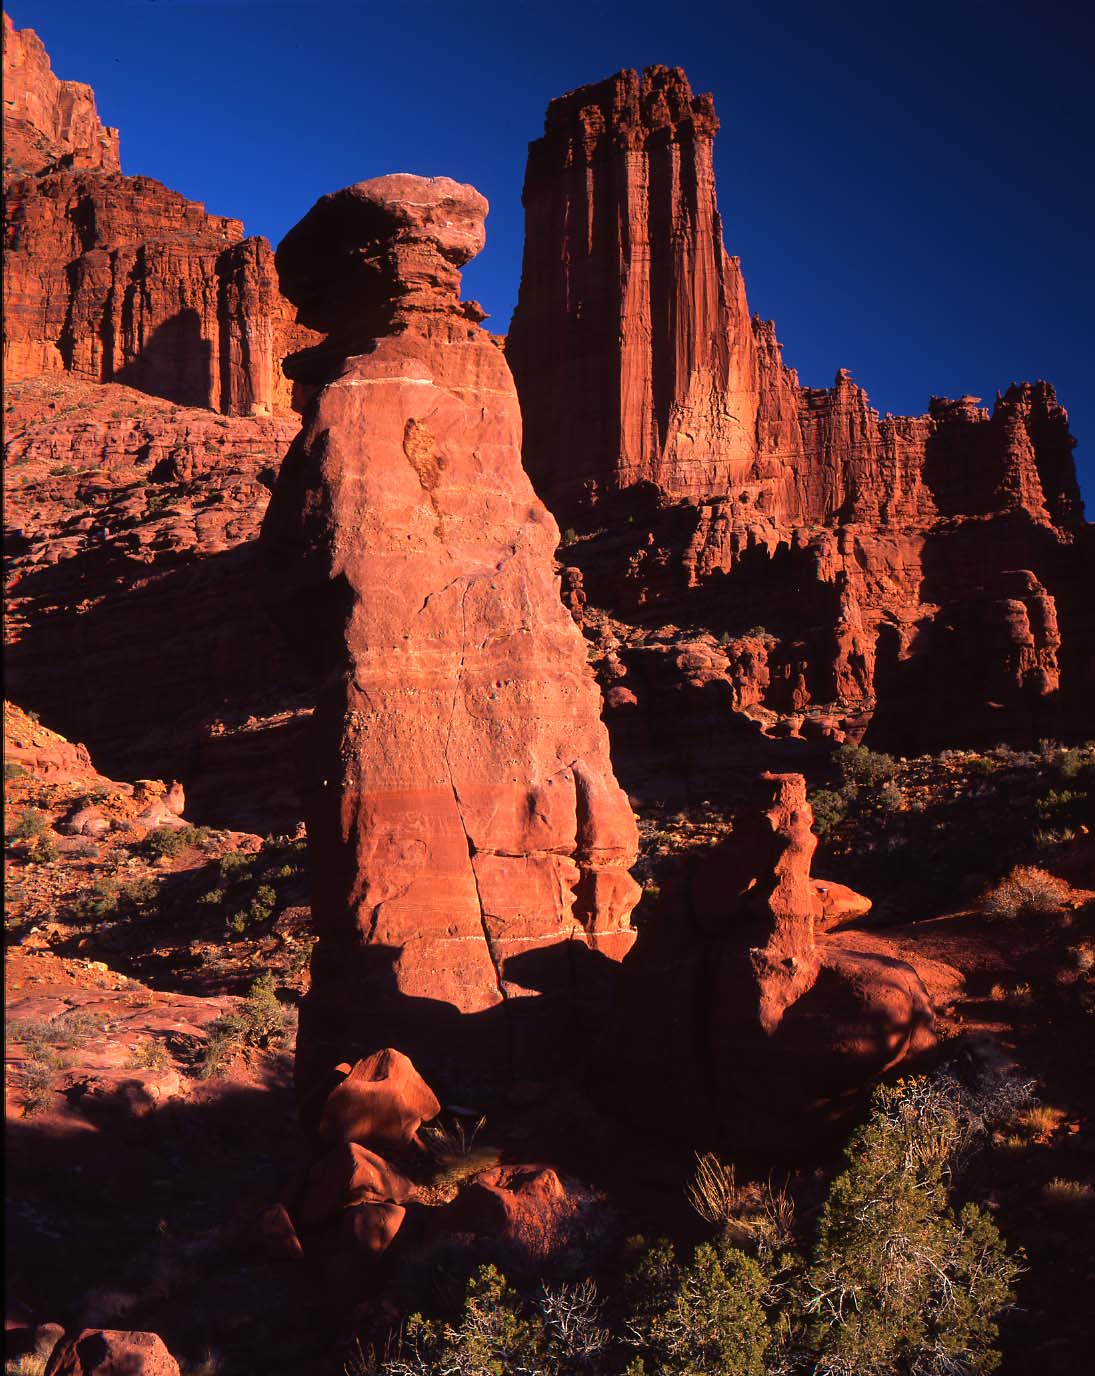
[2,16,317,415]
[510,66,762,509]
[510,67,1091,782]
[2,11,120,174]
[260,175,640,1100]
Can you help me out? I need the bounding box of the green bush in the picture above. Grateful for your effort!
[809,787,850,838]
[803,1080,1019,1375]
[9,808,47,842]
[4,760,28,783]
[832,743,897,787]
[144,823,210,859]
[624,1235,770,1376]
[198,973,294,1078]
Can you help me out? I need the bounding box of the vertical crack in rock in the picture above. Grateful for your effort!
[444,576,508,1010]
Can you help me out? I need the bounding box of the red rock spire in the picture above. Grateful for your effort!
[262,175,640,1099]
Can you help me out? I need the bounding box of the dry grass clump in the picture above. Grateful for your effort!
[686,1153,795,1257]
[980,865,1070,921]
[419,1114,500,1200]
[1015,1104,1067,1143]
[1041,1177,1095,1208]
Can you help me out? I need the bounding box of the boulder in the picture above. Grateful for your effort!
[317,1049,440,1152]
[44,1329,179,1376]
[344,1200,406,1256]
[290,1143,414,1230]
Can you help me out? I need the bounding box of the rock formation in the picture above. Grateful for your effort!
[3,376,311,833]
[2,12,120,174]
[2,14,318,414]
[509,68,1093,781]
[603,773,936,1150]
[260,174,640,1100]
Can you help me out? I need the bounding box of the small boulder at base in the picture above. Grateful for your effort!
[290,1142,414,1230]
[812,878,873,932]
[344,1200,406,1256]
[317,1048,440,1152]
[253,1202,304,1261]
[45,1329,179,1376]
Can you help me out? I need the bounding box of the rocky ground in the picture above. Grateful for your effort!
[5,705,1094,1374]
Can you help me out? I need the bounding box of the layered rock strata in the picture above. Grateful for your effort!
[3,376,311,832]
[3,15,318,414]
[509,67,1092,771]
[603,773,936,1150]
[260,174,640,1099]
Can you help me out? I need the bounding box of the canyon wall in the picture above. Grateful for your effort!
[2,14,317,415]
[509,67,1091,781]
[260,175,640,1099]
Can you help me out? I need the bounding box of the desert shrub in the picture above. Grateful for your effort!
[624,1235,771,1376]
[1054,747,1090,782]
[561,527,579,547]
[9,808,47,843]
[1040,1178,1095,1208]
[832,743,897,787]
[129,1040,171,1070]
[876,780,903,812]
[144,823,210,860]
[198,973,294,1078]
[4,760,27,782]
[981,865,1070,921]
[8,1024,68,1115]
[56,1008,109,1043]
[27,833,57,863]
[686,1152,737,1227]
[809,787,850,838]
[68,877,120,924]
[802,1079,1019,1376]
[218,851,253,882]
[225,882,278,936]
[387,1264,545,1374]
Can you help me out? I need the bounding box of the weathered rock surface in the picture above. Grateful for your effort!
[3,377,312,832]
[509,67,1093,781]
[603,774,936,1150]
[44,1329,180,1376]
[261,173,640,1100]
[317,1048,441,1151]
[2,13,120,175]
[3,17,318,413]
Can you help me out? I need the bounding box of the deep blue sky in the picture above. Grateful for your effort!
[8,0,1094,507]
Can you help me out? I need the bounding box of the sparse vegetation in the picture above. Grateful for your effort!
[144,823,211,860]
[359,1073,1020,1375]
[981,865,1070,922]
[832,742,898,787]
[198,973,295,1078]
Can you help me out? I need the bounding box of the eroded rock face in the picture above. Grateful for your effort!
[509,67,1092,775]
[2,18,318,414]
[261,174,640,1101]
[2,13,120,174]
[603,774,935,1150]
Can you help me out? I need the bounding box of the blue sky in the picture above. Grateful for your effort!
[8,0,1093,507]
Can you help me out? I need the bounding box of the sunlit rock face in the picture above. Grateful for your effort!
[261,174,640,1102]
[509,66,1091,775]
